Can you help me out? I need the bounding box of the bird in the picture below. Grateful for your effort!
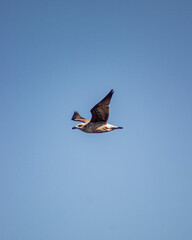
[71,89,123,133]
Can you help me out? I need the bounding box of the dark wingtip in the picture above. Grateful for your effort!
[110,89,114,94]
[71,111,79,121]
[118,127,123,129]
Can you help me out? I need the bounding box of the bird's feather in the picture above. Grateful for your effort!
[90,89,114,122]
[71,111,89,123]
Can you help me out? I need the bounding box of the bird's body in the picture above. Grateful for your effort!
[72,89,123,133]
[75,121,122,133]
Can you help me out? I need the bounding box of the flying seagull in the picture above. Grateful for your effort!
[72,89,123,133]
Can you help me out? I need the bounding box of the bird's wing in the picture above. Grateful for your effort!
[90,89,114,123]
[71,111,89,123]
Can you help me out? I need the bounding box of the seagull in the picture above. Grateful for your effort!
[72,89,123,133]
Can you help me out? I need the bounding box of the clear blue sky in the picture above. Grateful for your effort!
[1,0,192,239]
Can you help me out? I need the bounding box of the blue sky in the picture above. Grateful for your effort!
[1,0,192,239]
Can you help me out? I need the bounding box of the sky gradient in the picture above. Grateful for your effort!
[1,0,192,240]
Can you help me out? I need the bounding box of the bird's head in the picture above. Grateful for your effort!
[72,123,85,130]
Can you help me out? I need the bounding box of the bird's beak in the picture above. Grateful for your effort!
[72,126,77,129]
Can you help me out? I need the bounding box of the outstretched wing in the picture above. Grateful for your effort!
[90,89,114,123]
[71,111,89,123]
